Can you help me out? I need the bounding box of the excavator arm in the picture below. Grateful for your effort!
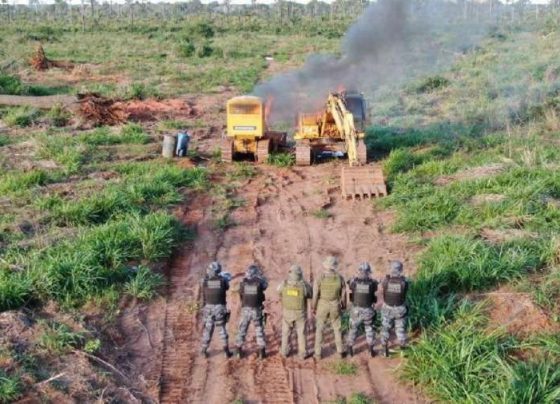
[325,93,360,166]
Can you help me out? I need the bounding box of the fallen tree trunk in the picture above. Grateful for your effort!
[0,94,77,110]
[0,93,127,125]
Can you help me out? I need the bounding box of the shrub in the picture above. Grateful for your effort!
[3,106,39,127]
[124,266,165,300]
[0,371,21,403]
[0,134,9,147]
[47,104,71,127]
[178,40,196,57]
[413,75,451,94]
[39,322,84,353]
[268,152,295,167]
[0,74,23,95]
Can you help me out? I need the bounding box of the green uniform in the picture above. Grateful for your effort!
[312,270,346,358]
[277,279,312,358]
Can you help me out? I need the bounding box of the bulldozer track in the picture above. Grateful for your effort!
[257,138,271,163]
[221,138,233,163]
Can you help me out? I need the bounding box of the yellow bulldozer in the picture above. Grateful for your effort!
[221,95,286,163]
[294,92,387,199]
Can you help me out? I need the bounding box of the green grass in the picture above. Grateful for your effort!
[403,304,560,403]
[0,371,21,403]
[124,265,165,300]
[39,322,85,354]
[268,152,295,167]
[0,134,10,147]
[312,208,332,219]
[329,360,358,376]
[409,234,548,329]
[2,106,40,127]
[336,393,375,404]
[78,124,150,146]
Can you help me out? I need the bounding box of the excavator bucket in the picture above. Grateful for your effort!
[340,165,387,199]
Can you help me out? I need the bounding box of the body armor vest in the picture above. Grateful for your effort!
[352,278,376,308]
[383,276,407,306]
[241,278,265,308]
[319,273,342,301]
[282,282,305,311]
[203,276,227,305]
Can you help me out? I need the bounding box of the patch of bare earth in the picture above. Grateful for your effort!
[434,163,506,186]
[480,228,539,244]
[151,162,427,404]
[478,287,560,337]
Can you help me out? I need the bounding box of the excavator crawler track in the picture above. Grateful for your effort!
[221,138,233,163]
[295,143,312,166]
[341,165,387,199]
[357,139,367,164]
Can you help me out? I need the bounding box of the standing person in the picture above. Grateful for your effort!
[312,256,346,360]
[380,260,409,357]
[234,263,268,359]
[199,261,232,358]
[277,264,312,359]
[346,262,378,357]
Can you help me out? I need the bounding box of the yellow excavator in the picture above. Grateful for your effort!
[221,95,286,163]
[294,92,387,199]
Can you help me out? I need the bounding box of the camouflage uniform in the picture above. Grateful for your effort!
[313,256,346,359]
[346,263,378,357]
[277,265,312,359]
[380,261,409,355]
[235,264,268,358]
[200,262,232,358]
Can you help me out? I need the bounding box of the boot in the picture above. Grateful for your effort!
[370,346,376,358]
[258,348,266,359]
[201,348,209,358]
[224,347,232,358]
[347,346,354,357]
[382,344,389,358]
[235,347,243,359]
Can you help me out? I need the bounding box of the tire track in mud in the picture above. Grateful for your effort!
[159,164,426,403]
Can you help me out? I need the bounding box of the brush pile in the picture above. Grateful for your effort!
[30,45,74,71]
[77,93,127,125]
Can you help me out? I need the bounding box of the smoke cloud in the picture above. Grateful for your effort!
[254,0,491,123]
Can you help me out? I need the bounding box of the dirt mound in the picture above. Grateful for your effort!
[30,44,74,71]
[125,98,199,121]
[77,93,127,125]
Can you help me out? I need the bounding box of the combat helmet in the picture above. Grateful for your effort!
[358,262,372,276]
[322,255,339,271]
[246,263,260,279]
[390,260,403,277]
[207,261,222,277]
[288,264,303,282]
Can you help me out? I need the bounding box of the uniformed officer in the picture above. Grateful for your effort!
[312,256,346,360]
[346,262,378,357]
[277,264,312,359]
[380,260,409,357]
[235,263,268,359]
[200,261,232,358]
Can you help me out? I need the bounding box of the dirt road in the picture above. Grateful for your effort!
[158,162,426,403]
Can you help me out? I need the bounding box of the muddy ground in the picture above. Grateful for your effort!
[121,161,427,403]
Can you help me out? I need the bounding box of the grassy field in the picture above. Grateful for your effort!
[1,8,560,403]
[366,19,560,402]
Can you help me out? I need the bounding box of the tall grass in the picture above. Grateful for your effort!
[409,235,547,329]
[404,304,560,403]
[0,212,182,309]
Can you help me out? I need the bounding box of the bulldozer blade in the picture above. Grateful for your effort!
[340,165,387,200]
